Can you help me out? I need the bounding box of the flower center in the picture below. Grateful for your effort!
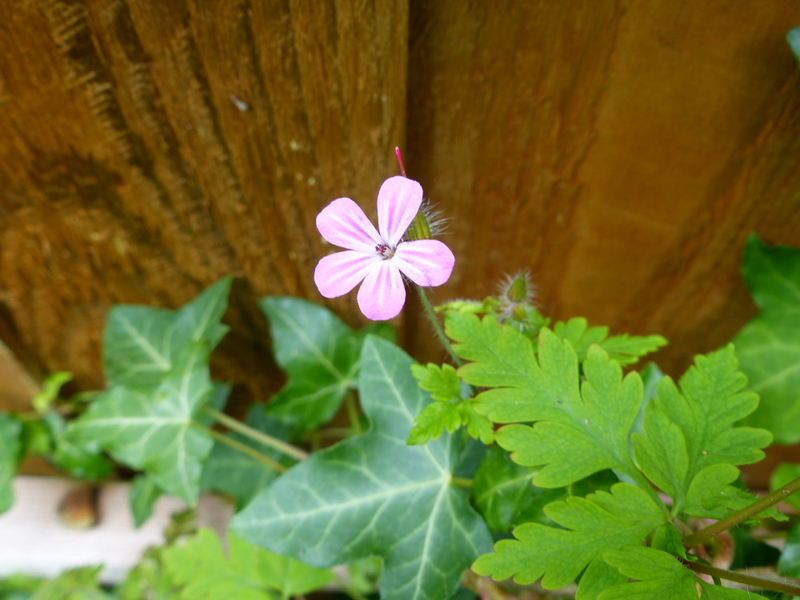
[375,244,395,260]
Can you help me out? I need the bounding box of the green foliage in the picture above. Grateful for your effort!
[789,26,800,64]
[261,297,393,432]
[452,317,645,488]
[232,336,492,600]
[0,413,22,514]
[0,573,44,600]
[161,528,333,600]
[771,463,800,511]
[32,372,73,414]
[449,312,774,592]
[734,235,800,443]
[29,567,112,600]
[552,317,667,366]
[129,474,162,528]
[407,363,493,445]
[599,547,755,599]
[472,445,564,531]
[779,522,800,578]
[67,278,233,504]
[200,406,293,507]
[117,548,181,600]
[472,484,665,589]
[42,412,113,481]
[634,345,773,516]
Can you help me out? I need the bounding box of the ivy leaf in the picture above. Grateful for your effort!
[778,521,800,577]
[790,26,800,64]
[232,336,492,600]
[201,406,293,507]
[162,528,333,600]
[42,411,113,480]
[770,462,800,511]
[552,317,667,366]
[472,445,566,532]
[103,277,232,389]
[734,235,800,443]
[633,345,772,515]
[600,547,755,599]
[261,297,393,432]
[66,281,232,504]
[473,483,664,590]
[450,315,643,487]
[68,357,218,503]
[0,413,22,514]
[129,474,162,528]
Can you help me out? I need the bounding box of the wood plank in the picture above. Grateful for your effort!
[0,0,408,406]
[405,0,800,372]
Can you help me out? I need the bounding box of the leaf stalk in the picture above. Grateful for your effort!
[683,475,800,549]
[202,406,309,461]
[682,559,800,596]
[192,422,286,473]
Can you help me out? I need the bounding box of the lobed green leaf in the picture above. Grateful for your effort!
[232,337,492,600]
[473,483,664,590]
[162,528,333,600]
[262,297,393,432]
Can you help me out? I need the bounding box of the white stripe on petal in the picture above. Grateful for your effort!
[392,240,455,287]
[317,198,383,252]
[357,260,406,320]
[314,251,377,298]
[377,176,423,246]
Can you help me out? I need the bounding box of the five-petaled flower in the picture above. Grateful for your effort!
[314,176,455,321]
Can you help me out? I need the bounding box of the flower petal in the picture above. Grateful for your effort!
[314,251,376,298]
[317,198,383,252]
[377,176,423,246]
[392,240,455,287]
[356,260,406,320]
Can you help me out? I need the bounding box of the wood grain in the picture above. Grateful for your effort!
[1,0,800,417]
[0,0,407,406]
[405,0,800,372]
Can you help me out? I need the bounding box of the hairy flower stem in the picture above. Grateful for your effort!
[415,285,462,367]
[682,560,800,595]
[192,422,285,473]
[683,475,800,550]
[202,406,309,461]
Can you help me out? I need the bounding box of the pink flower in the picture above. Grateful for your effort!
[314,176,455,321]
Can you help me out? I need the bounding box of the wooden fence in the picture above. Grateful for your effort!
[1,0,800,414]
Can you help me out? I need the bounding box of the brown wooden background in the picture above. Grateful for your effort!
[2,0,800,435]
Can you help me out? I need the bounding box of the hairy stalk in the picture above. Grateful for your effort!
[191,422,285,473]
[683,475,800,549]
[202,406,309,461]
[682,560,800,596]
[415,285,462,366]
